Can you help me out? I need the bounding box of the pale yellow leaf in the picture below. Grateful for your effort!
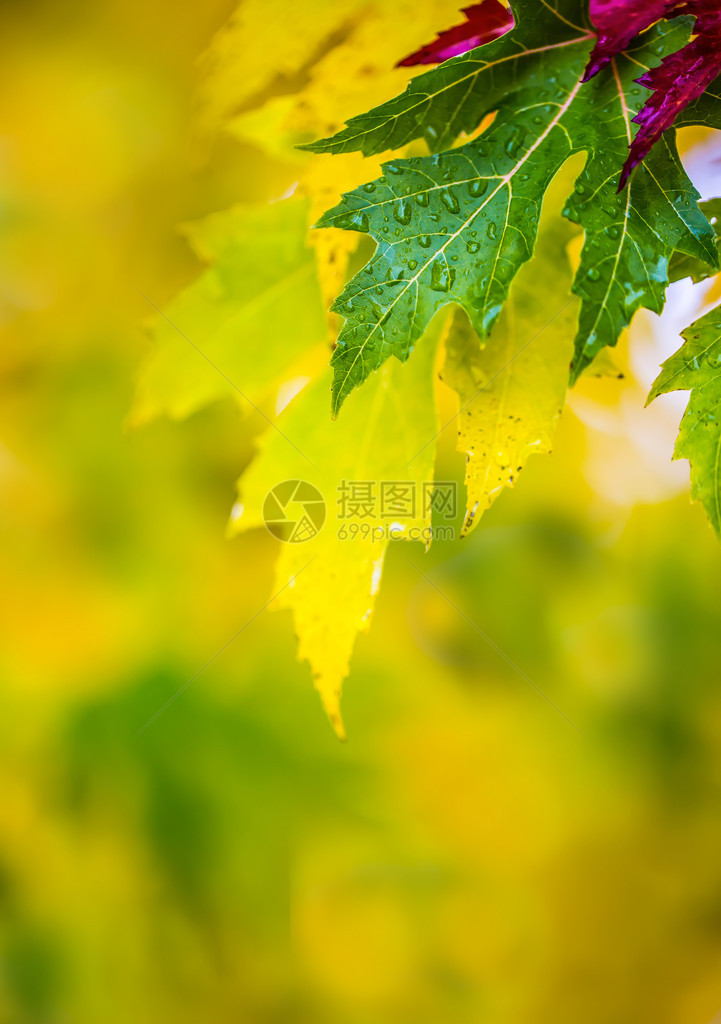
[195,0,365,134]
[230,318,446,736]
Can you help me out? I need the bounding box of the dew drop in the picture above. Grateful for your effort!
[430,260,455,292]
[386,266,405,284]
[393,198,412,225]
[505,129,521,157]
[440,188,460,215]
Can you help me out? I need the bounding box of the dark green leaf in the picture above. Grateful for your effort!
[310,3,717,413]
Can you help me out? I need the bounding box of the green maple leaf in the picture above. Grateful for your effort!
[305,0,719,415]
[648,303,721,536]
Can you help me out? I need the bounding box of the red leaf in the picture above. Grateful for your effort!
[396,0,514,68]
[620,1,721,185]
[583,0,721,188]
[582,0,676,81]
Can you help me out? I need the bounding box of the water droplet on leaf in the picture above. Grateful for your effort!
[430,260,454,292]
[393,198,412,225]
[440,188,460,215]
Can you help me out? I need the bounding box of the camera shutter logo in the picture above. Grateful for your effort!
[263,480,326,543]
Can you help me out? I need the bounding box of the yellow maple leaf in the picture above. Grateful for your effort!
[229,319,446,736]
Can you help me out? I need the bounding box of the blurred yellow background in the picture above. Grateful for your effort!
[2,1,721,1021]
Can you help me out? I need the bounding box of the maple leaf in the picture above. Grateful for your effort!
[230,321,444,738]
[396,0,514,67]
[306,2,717,413]
[582,0,721,187]
[648,302,721,535]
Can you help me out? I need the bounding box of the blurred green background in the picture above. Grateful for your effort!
[2,1,721,1021]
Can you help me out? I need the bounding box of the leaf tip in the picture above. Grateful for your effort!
[617,159,634,191]
[568,358,585,387]
[330,386,346,420]
[296,139,322,155]
[645,380,664,407]
[319,686,347,741]
[395,0,513,67]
